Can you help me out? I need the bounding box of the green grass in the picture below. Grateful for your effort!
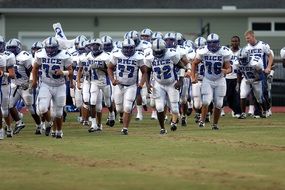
[1,112,285,190]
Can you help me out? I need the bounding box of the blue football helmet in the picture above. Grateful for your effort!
[6,38,22,56]
[44,37,59,57]
[152,39,166,58]
[31,41,43,57]
[122,39,136,57]
[0,35,5,53]
[194,37,207,48]
[127,30,140,46]
[238,47,250,65]
[207,33,220,53]
[163,32,177,48]
[89,38,103,56]
[101,35,114,52]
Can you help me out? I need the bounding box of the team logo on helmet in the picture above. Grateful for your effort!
[152,39,166,58]
[207,33,220,53]
[122,38,136,57]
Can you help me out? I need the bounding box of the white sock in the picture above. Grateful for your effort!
[248,105,254,113]
[109,111,115,120]
[137,105,142,117]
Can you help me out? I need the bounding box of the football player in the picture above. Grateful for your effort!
[32,37,73,138]
[6,39,42,135]
[235,48,267,119]
[191,33,232,130]
[145,39,184,134]
[126,30,151,121]
[87,38,115,132]
[0,42,6,139]
[107,38,148,135]
[0,36,16,138]
[244,30,273,117]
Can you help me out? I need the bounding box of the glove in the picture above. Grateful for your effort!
[235,83,240,92]
[245,79,254,85]
[267,74,273,83]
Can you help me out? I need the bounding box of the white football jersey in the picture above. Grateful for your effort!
[14,51,33,85]
[234,56,263,80]
[196,46,231,81]
[110,49,145,86]
[187,48,204,80]
[246,41,271,69]
[145,48,180,85]
[87,52,110,86]
[35,49,72,87]
[78,53,90,81]
[0,51,15,84]
[226,49,240,79]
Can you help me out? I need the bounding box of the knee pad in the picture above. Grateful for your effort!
[214,97,224,109]
[2,108,9,117]
[170,102,179,114]
[55,106,64,118]
[116,104,123,113]
[38,104,49,115]
[193,97,202,109]
[124,103,133,113]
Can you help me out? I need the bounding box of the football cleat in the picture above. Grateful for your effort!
[160,128,167,135]
[238,113,247,119]
[35,126,42,135]
[45,124,52,136]
[121,128,128,135]
[88,126,98,133]
[212,124,219,130]
[56,131,63,139]
[194,113,200,123]
[181,116,187,127]
[205,113,210,123]
[198,121,205,128]
[6,129,13,138]
[108,119,115,127]
[13,121,25,135]
[51,131,56,138]
[170,122,177,131]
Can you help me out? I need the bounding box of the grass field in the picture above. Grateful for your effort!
[1,111,285,190]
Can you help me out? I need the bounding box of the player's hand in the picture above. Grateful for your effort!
[146,84,153,94]
[191,77,198,84]
[185,70,191,78]
[264,68,271,74]
[112,79,120,86]
[137,83,143,89]
[174,81,182,90]
[77,82,81,90]
[0,70,3,77]
[54,69,63,76]
[221,68,228,76]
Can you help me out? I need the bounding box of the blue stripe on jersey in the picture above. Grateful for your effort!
[262,54,267,69]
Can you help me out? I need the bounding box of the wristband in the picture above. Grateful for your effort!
[178,69,185,77]
[62,71,69,76]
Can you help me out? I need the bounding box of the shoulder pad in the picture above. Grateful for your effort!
[196,46,208,55]
[17,51,32,62]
